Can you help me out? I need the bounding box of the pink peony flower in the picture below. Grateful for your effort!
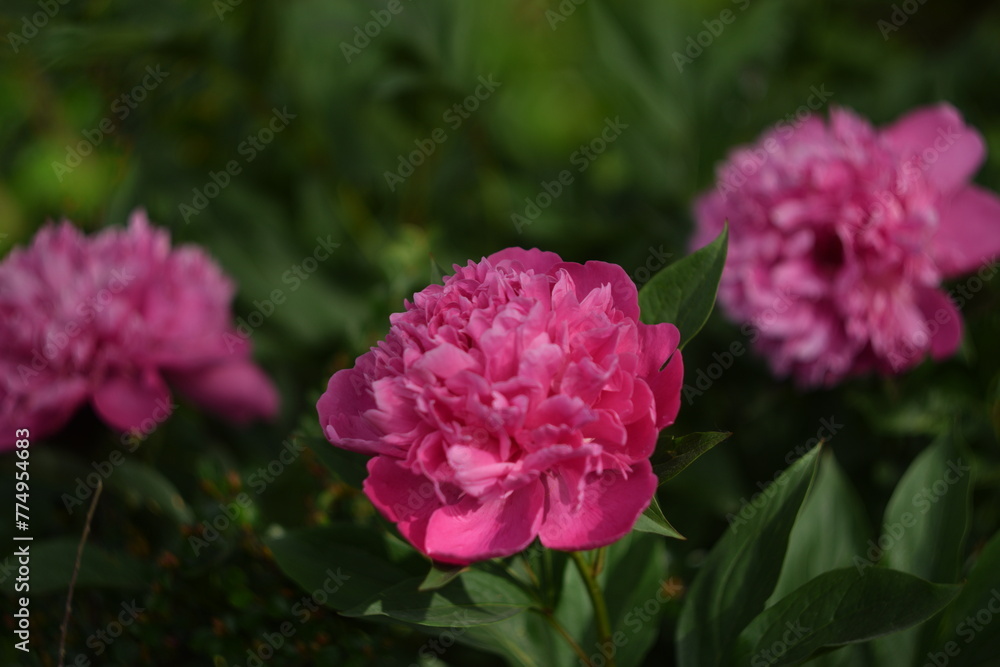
[317,248,683,564]
[693,104,1000,386]
[0,210,278,448]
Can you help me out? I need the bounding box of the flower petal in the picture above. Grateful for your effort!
[539,459,657,551]
[92,372,173,433]
[933,185,1000,278]
[169,359,278,423]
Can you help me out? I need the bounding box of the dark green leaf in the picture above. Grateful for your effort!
[731,567,960,666]
[634,494,685,540]
[676,445,820,667]
[106,460,194,524]
[652,431,732,485]
[342,570,534,627]
[871,435,972,665]
[638,225,727,347]
[419,562,467,592]
[769,449,870,603]
[265,524,424,611]
[931,529,1000,667]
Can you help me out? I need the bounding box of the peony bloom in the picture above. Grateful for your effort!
[317,248,683,564]
[693,104,1000,386]
[0,210,278,448]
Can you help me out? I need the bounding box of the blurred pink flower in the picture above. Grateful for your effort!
[0,210,278,448]
[318,248,683,564]
[693,104,1000,386]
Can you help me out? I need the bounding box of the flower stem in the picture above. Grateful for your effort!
[570,550,615,667]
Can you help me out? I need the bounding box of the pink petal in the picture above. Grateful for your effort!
[638,323,683,428]
[553,261,640,321]
[92,372,174,433]
[485,247,563,274]
[0,376,89,448]
[881,104,985,196]
[316,355,393,455]
[916,288,963,360]
[539,460,657,551]
[933,185,1000,277]
[423,483,544,564]
[169,359,278,423]
[364,457,442,557]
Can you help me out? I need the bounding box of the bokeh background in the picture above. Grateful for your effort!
[2,0,1000,664]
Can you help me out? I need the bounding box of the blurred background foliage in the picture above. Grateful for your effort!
[1,0,999,664]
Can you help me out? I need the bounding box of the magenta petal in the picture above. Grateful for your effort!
[485,247,563,274]
[316,355,395,455]
[916,288,963,360]
[364,457,441,557]
[423,483,544,564]
[639,323,683,428]
[553,260,641,321]
[0,377,89,449]
[933,186,1000,277]
[539,459,657,551]
[92,372,173,432]
[170,359,278,423]
[881,104,985,196]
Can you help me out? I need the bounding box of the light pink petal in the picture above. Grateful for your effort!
[423,483,544,564]
[169,358,278,423]
[539,459,657,551]
[485,247,563,274]
[553,261,640,321]
[881,104,985,196]
[916,288,963,360]
[316,355,395,456]
[92,372,173,433]
[933,185,1000,277]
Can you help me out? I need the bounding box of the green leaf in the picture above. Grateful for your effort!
[638,225,727,347]
[297,433,369,489]
[342,570,534,627]
[871,435,973,666]
[106,460,194,524]
[769,449,870,603]
[676,444,821,667]
[731,568,961,666]
[265,524,425,610]
[634,494,685,540]
[597,533,674,667]
[931,529,1000,667]
[652,431,732,485]
[419,562,468,592]
[1,539,149,596]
